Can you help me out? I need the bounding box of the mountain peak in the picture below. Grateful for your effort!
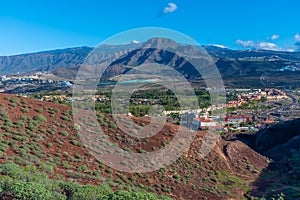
[143,37,178,49]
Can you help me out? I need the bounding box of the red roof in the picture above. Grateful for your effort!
[194,118,214,122]
[264,120,275,124]
[227,116,246,118]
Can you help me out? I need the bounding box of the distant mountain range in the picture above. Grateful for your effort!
[1,38,300,87]
[0,47,92,74]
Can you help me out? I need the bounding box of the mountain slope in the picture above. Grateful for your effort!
[1,39,300,87]
[0,47,92,74]
[0,93,269,199]
[255,118,300,159]
[247,119,300,199]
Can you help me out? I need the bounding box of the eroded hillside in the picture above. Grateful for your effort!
[0,94,270,199]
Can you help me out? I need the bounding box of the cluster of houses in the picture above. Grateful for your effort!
[0,75,55,85]
[39,87,288,133]
[0,74,73,88]
[184,112,258,132]
[227,88,289,108]
[177,88,290,132]
[41,95,109,103]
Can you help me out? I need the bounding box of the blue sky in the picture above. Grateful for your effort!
[1,0,300,55]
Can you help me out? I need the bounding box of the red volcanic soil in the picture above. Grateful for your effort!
[0,93,269,200]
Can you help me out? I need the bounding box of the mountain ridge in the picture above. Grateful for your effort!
[1,38,300,87]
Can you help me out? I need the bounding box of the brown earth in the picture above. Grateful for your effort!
[0,93,270,199]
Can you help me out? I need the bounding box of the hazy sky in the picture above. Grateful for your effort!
[1,0,300,55]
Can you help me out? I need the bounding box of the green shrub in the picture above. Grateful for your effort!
[13,135,28,142]
[105,190,161,200]
[61,116,71,121]
[59,131,69,137]
[20,99,27,104]
[2,126,10,132]
[39,128,46,133]
[1,180,52,200]
[71,184,112,200]
[109,121,117,129]
[54,138,63,145]
[9,98,18,103]
[77,165,88,171]
[0,143,8,152]
[8,103,16,107]
[99,163,105,170]
[97,113,104,119]
[21,108,30,113]
[27,123,36,131]
[71,140,82,147]
[14,120,25,127]
[62,161,72,169]
[4,140,16,145]
[33,114,48,123]
[101,122,108,127]
[0,163,24,180]
[74,154,83,160]
[48,108,60,115]
[59,182,79,198]
[173,174,181,180]
[38,162,54,173]
[5,120,13,127]
[35,108,43,113]
[0,163,167,200]
[73,124,81,131]
[47,129,56,135]
[21,116,30,121]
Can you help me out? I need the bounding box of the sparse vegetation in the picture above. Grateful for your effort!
[33,114,48,123]
[0,94,295,199]
[0,163,167,200]
[59,130,69,136]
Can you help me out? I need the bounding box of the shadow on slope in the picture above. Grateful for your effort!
[245,119,300,199]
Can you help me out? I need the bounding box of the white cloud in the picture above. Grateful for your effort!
[235,34,300,52]
[236,40,256,48]
[236,40,281,51]
[211,44,227,49]
[131,40,140,44]
[295,33,300,41]
[270,34,280,40]
[163,2,177,14]
[286,48,295,52]
[257,42,281,51]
